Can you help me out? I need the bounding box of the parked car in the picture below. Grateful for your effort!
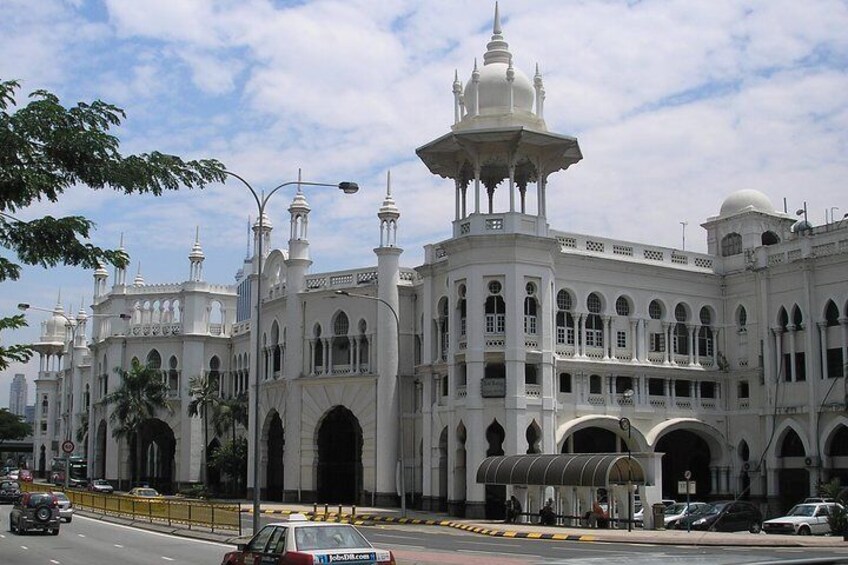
[674,500,763,533]
[633,498,676,526]
[7,469,20,481]
[52,491,74,523]
[763,502,844,535]
[221,514,395,565]
[87,479,114,494]
[663,502,710,528]
[0,480,21,504]
[18,469,33,483]
[9,491,61,535]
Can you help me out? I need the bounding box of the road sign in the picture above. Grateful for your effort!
[61,440,74,454]
[683,470,692,480]
[677,480,696,495]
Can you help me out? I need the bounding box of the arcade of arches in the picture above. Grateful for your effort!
[316,406,363,505]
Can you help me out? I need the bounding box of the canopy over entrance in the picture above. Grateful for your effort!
[476,453,646,487]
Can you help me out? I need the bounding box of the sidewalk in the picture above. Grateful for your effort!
[77,501,848,549]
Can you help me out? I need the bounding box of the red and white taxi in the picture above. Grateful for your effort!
[221,514,395,565]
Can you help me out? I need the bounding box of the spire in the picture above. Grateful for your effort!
[133,262,144,286]
[484,2,511,66]
[189,226,205,282]
[115,233,127,285]
[534,63,545,119]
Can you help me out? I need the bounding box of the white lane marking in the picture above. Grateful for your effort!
[50,560,61,564]
[162,557,174,561]
[463,541,525,548]
[381,543,427,551]
[114,544,124,548]
[78,533,86,538]
[21,545,28,550]
[72,514,232,547]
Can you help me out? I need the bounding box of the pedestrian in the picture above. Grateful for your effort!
[540,498,556,526]
[511,495,523,524]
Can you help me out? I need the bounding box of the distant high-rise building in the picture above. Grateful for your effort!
[9,373,27,416]
[23,405,35,425]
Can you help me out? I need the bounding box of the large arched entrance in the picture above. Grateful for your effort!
[563,427,618,453]
[484,420,506,520]
[826,424,848,486]
[265,412,284,501]
[656,430,712,499]
[136,419,176,493]
[95,420,107,479]
[777,427,809,512]
[207,438,222,494]
[316,406,362,504]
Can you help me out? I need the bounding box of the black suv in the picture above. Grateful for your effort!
[0,480,21,503]
[675,500,763,533]
[9,491,61,535]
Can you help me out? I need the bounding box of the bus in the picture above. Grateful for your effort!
[50,456,87,487]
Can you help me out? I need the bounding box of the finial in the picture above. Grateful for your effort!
[493,1,502,36]
[297,168,304,194]
[386,170,392,196]
[195,226,200,244]
[56,289,62,307]
[119,232,124,249]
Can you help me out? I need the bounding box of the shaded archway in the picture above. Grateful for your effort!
[137,418,176,494]
[484,420,506,520]
[95,420,107,479]
[317,406,362,504]
[265,412,284,501]
[655,430,712,499]
[437,427,448,512]
[826,424,848,486]
[564,427,618,453]
[777,427,809,513]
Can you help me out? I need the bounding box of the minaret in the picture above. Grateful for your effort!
[281,179,313,500]
[114,234,127,287]
[374,170,404,505]
[189,226,205,282]
[133,263,144,286]
[93,261,108,299]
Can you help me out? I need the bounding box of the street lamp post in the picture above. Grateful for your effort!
[17,303,129,490]
[335,289,406,518]
[222,171,358,534]
[618,389,634,532]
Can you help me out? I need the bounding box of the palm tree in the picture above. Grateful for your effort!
[212,393,249,446]
[187,374,220,483]
[75,412,88,445]
[104,358,172,487]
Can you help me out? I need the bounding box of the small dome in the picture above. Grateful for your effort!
[466,62,534,116]
[720,189,775,217]
[42,305,70,342]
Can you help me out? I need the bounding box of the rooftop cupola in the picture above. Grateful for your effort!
[188,226,205,282]
[289,173,311,242]
[133,263,145,286]
[378,171,400,248]
[416,4,582,236]
[114,233,127,286]
[93,260,108,299]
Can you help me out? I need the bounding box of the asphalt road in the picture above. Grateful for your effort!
[2,505,847,565]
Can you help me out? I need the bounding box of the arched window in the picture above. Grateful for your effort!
[438,296,449,361]
[698,307,714,357]
[737,306,748,331]
[585,292,603,347]
[558,373,572,393]
[721,233,743,256]
[556,290,575,346]
[649,300,663,320]
[792,305,803,328]
[524,297,537,334]
[313,324,323,370]
[674,304,689,355]
[761,231,780,246]
[146,349,162,370]
[615,296,630,316]
[778,307,789,331]
[271,321,281,374]
[825,300,839,326]
[589,374,602,394]
[458,284,467,337]
[209,356,221,390]
[331,312,350,369]
[485,282,506,334]
[168,355,179,395]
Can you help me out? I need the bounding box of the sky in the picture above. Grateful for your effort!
[1,0,847,407]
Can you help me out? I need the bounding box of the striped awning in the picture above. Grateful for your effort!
[476,453,645,487]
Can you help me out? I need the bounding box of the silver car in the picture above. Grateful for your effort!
[52,491,74,523]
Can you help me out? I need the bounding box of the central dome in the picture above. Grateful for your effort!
[466,62,534,115]
[720,189,775,217]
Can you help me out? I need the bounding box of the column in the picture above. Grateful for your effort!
[712,327,720,367]
[840,318,848,377]
[788,326,797,382]
[323,338,330,375]
[603,316,611,360]
[629,319,638,361]
[663,323,671,365]
[308,340,315,375]
[639,319,648,362]
[474,165,481,214]
[694,324,702,367]
[773,328,784,383]
[577,314,585,358]
[687,324,696,366]
[710,467,718,493]
[818,322,828,379]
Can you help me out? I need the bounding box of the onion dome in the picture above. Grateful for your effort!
[720,189,775,217]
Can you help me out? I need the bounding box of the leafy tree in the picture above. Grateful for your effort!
[0,79,226,369]
[75,412,88,445]
[104,358,172,485]
[187,374,219,483]
[0,408,32,445]
[209,437,248,496]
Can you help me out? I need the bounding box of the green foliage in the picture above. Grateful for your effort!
[209,437,248,495]
[0,79,226,369]
[178,483,210,500]
[829,503,847,536]
[0,314,32,370]
[212,393,249,440]
[0,408,33,443]
[187,374,220,481]
[104,359,172,483]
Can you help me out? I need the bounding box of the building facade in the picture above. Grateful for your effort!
[29,8,847,520]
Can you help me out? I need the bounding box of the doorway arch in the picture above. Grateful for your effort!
[484,420,506,520]
[95,420,107,478]
[656,430,712,499]
[316,406,362,504]
[137,418,176,493]
[265,411,284,501]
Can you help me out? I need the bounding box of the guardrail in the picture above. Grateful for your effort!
[23,482,242,535]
